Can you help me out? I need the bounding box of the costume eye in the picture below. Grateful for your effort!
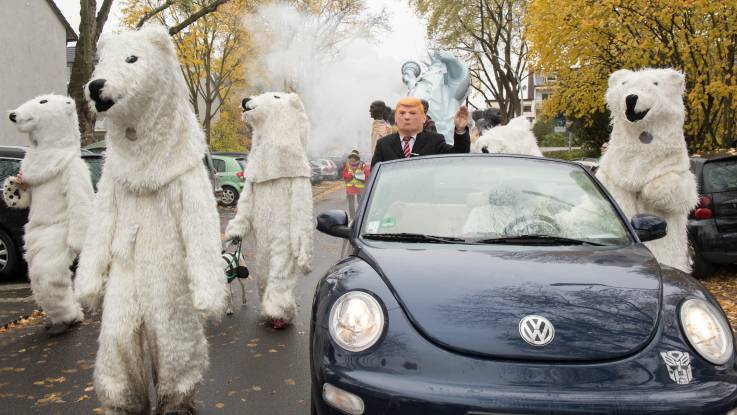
[653,81,659,86]
[126,55,138,63]
[40,100,48,104]
[621,81,627,85]
[273,95,281,99]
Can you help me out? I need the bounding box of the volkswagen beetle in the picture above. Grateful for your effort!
[310,154,737,415]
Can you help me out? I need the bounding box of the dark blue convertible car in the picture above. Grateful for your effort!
[311,154,737,415]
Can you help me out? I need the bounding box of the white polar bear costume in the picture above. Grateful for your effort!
[472,116,543,156]
[597,68,697,272]
[3,95,92,332]
[224,92,313,328]
[73,26,227,415]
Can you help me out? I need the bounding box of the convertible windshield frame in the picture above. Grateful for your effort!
[355,154,636,247]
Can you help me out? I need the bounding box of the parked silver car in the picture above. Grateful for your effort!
[314,158,340,180]
[204,152,224,203]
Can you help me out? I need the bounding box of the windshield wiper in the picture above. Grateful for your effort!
[472,234,605,246]
[362,233,468,244]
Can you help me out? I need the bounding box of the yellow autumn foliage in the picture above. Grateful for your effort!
[120,0,256,145]
[526,0,737,150]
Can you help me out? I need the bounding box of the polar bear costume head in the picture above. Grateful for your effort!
[9,94,81,185]
[9,94,78,146]
[600,68,689,192]
[85,25,205,193]
[605,68,686,148]
[472,116,543,157]
[240,92,311,183]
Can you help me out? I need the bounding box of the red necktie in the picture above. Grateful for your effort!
[403,136,412,158]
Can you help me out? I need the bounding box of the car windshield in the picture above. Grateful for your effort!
[703,159,737,193]
[361,157,630,246]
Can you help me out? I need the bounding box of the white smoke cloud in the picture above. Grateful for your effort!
[243,3,406,158]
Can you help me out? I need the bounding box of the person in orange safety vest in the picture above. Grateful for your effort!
[343,150,370,220]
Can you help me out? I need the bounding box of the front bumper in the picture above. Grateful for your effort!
[312,307,737,415]
[688,219,737,264]
[313,373,737,415]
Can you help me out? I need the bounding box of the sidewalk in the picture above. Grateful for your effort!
[0,283,36,328]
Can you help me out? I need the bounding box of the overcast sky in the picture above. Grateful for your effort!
[54,0,427,61]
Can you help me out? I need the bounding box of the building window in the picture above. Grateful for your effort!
[542,93,550,101]
[523,105,532,112]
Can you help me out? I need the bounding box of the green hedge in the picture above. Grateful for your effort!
[543,148,599,160]
[538,133,569,147]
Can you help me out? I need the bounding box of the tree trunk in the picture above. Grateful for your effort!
[68,0,97,147]
[204,99,212,145]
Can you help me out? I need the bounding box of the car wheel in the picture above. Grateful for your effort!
[690,245,714,278]
[310,381,319,415]
[221,186,239,207]
[0,228,18,279]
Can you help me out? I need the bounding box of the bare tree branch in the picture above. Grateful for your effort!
[136,0,175,28]
[169,0,230,35]
[95,0,115,42]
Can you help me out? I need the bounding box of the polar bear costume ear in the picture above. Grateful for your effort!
[608,69,633,88]
[139,24,175,55]
[97,32,112,51]
[63,97,76,116]
[288,93,305,112]
[661,69,686,94]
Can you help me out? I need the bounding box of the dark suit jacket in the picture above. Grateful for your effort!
[371,129,470,165]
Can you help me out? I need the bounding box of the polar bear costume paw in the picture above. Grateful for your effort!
[3,176,30,209]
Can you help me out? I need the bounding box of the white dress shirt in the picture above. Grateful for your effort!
[399,134,417,154]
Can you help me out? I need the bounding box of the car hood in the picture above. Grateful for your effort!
[360,243,662,361]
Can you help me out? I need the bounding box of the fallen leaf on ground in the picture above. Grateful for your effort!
[36,392,65,405]
[46,377,66,383]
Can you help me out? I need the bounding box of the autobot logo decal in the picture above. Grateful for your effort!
[518,315,555,346]
[660,350,693,384]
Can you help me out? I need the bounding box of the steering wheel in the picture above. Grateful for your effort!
[503,214,561,236]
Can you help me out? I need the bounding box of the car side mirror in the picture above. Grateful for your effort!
[631,214,667,242]
[317,210,351,239]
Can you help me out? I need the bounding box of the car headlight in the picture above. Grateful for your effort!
[680,298,734,365]
[329,291,385,352]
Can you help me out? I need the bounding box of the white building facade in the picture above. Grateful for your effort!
[0,0,77,145]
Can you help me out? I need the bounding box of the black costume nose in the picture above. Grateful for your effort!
[625,94,638,112]
[241,97,252,112]
[88,79,107,102]
[9,112,16,123]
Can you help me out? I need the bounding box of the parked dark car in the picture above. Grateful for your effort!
[688,151,737,277]
[311,154,737,415]
[0,146,104,278]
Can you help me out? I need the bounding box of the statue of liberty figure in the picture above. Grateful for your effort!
[401,51,470,142]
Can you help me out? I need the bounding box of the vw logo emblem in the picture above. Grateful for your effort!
[519,315,555,346]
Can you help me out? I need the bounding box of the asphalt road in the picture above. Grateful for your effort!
[0,185,348,414]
